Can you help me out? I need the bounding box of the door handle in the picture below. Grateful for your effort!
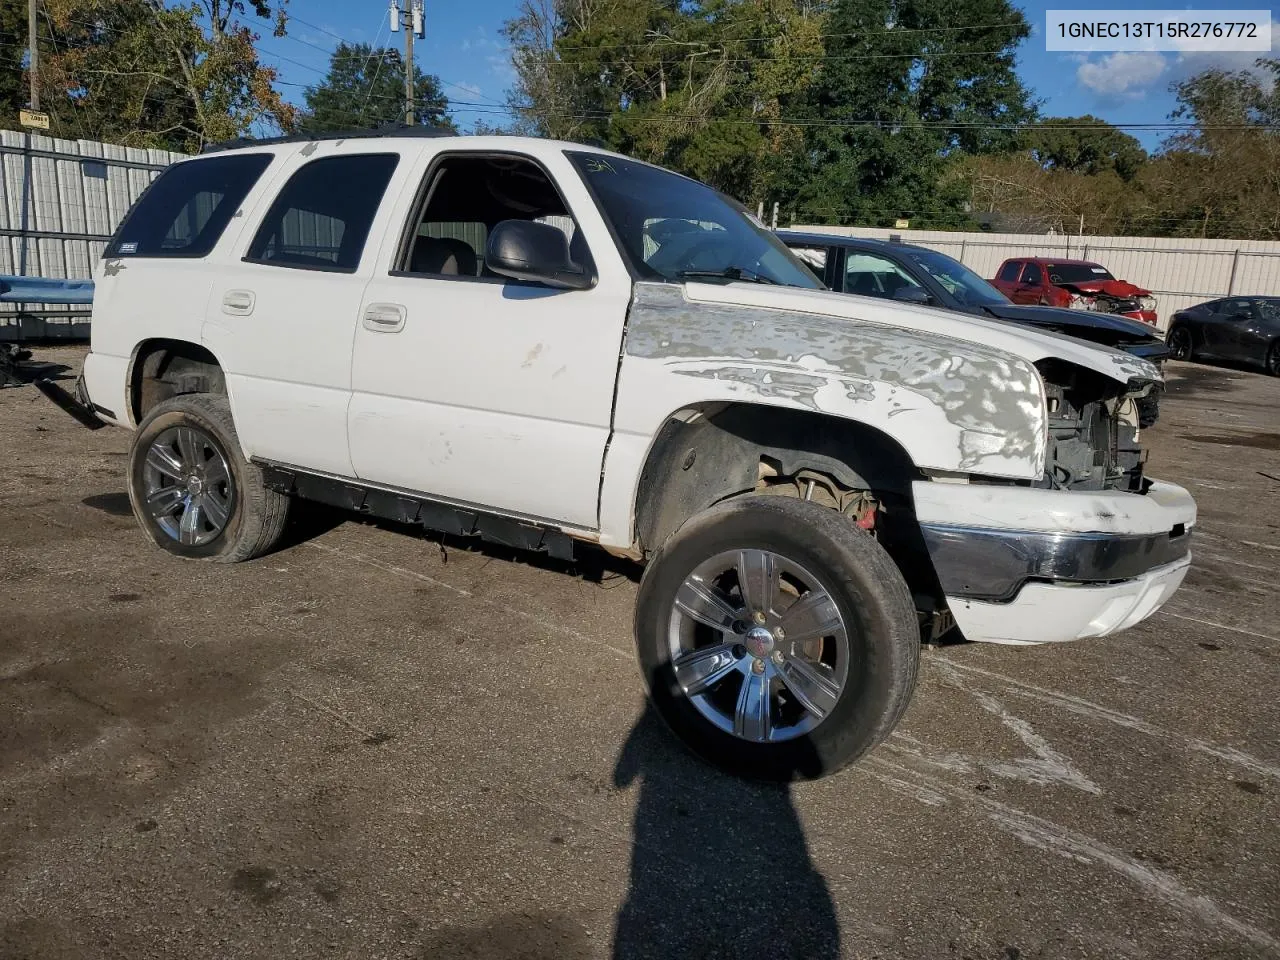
[221,289,255,316]
[363,302,406,333]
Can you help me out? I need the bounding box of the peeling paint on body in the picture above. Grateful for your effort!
[620,283,1050,475]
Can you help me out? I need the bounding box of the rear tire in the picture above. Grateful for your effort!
[635,495,920,781]
[127,394,289,562]
[1266,342,1280,377]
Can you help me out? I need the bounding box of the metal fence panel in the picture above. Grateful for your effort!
[0,129,184,340]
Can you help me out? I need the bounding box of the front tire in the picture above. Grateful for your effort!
[127,394,289,562]
[1266,342,1280,377]
[1167,325,1193,361]
[635,495,920,781]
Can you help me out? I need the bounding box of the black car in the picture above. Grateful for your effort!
[778,231,1167,424]
[1166,297,1280,376]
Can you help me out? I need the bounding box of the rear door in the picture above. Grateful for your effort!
[201,147,411,478]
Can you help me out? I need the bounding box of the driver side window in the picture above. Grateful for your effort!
[398,154,591,281]
[1220,299,1254,319]
[843,252,923,299]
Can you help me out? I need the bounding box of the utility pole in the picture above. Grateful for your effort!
[389,0,425,126]
[27,0,40,110]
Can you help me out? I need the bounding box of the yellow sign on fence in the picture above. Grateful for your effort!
[19,109,50,130]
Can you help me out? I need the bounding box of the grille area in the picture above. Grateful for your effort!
[1037,360,1146,492]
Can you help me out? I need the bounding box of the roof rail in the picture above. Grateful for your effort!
[201,124,456,154]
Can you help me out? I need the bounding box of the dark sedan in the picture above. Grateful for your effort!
[1166,297,1280,376]
[778,231,1167,424]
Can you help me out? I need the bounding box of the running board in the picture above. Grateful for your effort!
[258,464,576,562]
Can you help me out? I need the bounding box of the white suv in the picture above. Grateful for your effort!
[56,131,1195,779]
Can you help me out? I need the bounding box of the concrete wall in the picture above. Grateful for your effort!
[793,225,1280,330]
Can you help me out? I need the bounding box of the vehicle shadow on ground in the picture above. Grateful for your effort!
[611,706,840,960]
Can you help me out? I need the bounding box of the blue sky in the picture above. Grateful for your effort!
[256,1,1278,151]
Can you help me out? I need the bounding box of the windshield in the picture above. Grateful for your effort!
[1257,300,1280,319]
[1045,263,1114,284]
[567,151,822,288]
[902,247,1008,307]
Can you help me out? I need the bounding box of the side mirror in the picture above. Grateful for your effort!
[485,220,592,290]
[892,286,932,305]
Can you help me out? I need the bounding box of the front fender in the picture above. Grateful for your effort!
[615,283,1049,479]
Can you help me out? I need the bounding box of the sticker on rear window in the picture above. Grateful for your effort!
[117,241,138,254]
[1091,266,1107,273]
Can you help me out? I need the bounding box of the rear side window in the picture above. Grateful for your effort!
[245,154,399,272]
[997,261,1022,282]
[106,153,272,258]
[1021,262,1043,284]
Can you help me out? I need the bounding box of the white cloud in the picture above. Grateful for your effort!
[1076,51,1168,97]
[453,81,483,98]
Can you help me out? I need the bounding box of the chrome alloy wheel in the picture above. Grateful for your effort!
[141,426,235,546]
[666,549,851,743]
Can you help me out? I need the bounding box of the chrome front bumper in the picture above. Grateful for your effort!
[920,523,1191,602]
[912,478,1197,644]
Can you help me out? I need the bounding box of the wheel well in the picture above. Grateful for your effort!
[130,339,226,423]
[633,403,940,603]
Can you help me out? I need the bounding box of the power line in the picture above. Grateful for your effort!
[546,20,1031,53]
[532,48,1024,68]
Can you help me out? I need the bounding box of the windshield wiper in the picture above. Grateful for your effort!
[676,267,778,285]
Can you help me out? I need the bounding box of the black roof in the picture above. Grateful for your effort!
[201,124,456,154]
[776,230,922,252]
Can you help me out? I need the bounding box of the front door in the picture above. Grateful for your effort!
[1014,262,1044,304]
[347,149,632,530]
[1201,298,1252,358]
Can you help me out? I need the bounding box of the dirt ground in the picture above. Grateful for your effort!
[2,347,1278,960]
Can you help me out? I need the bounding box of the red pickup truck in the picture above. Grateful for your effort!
[991,257,1157,325]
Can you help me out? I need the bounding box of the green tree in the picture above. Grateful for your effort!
[1140,59,1280,238]
[13,0,295,151]
[779,0,1036,227]
[504,0,825,201]
[300,41,452,133]
[1027,116,1147,181]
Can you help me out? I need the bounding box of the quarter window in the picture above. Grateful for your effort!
[1020,262,1043,285]
[246,153,399,272]
[106,153,271,259]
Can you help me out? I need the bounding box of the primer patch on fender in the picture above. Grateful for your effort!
[624,283,1049,474]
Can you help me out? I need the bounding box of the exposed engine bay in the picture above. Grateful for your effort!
[1036,360,1147,492]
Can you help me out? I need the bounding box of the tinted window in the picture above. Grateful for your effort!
[1044,262,1114,283]
[904,248,1008,307]
[568,152,821,288]
[1020,262,1043,285]
[246,154,398,272]
[844,252,923,299]
[106,153,271,258]
[998,261,1022,282]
